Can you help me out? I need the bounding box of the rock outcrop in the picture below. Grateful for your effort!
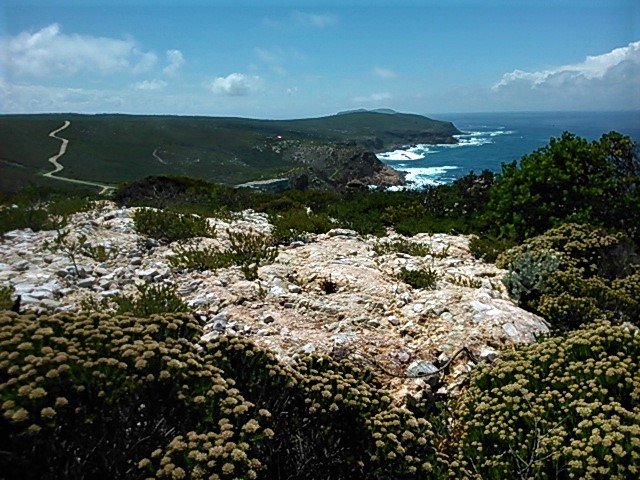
[0,202,549,403]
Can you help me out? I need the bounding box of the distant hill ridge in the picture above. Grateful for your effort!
[0,111,460,192]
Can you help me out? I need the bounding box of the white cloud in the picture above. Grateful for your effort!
[492,41,640,109]
[353,92,392,103]
[1,23,157,77]
[373,67,397,79]
[207,73,262,96]
[255,47,287,75]
[291,11,337,28]
[133,79,167,91]
[163,49,185,75]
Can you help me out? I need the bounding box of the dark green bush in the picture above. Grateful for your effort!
[227,229,278,280]
[454,320,640,480]
[112,283,190,317]
[270,208,335,244]
[132,208,215,244]
[374,237,449,258]
[0,284,15,310]
[497,223,640,329]
[487,132,640,242]
[398,267,440,290]
[468,235,516,263]
[168,244,234,272]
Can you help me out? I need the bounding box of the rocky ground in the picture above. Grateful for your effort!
[0,201,549,404]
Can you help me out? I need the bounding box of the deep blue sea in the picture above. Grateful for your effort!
[377,111,640,187]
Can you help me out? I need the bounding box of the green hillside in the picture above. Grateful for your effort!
[0,112,459,191]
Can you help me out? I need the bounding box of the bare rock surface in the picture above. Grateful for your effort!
[0,201,549,402]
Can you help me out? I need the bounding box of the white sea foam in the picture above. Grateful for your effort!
[376,146,427,161]
[389,165,460,190]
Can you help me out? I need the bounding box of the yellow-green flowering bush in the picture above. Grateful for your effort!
[0,312,262,480]
[453,320,640,480]
[0,311,443,479]
[497,223,640,328]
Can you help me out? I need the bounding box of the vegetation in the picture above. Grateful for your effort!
[0,112,458,186]
[133,208,216,244]
[168,230,278,280]
[0,311,443,480]
[454,320,640,479]
[487,132,640,242]
[397,267,440,290]
[498,223,640,329]
[0,284,15,310]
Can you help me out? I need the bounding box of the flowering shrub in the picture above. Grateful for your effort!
[454,320,640,480]
[0,311,442,479]
[204,336,444,479]
[497,223,640,328]
[0,312,263,480]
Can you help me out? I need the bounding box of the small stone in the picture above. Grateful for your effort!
[101,289,122,297]
[210,313,227,332]
[261,314,276,324]
[367,319,380,328]
[77,277,96,289]
[502,322,519,338]
[130,257,143,266]
[479,348,498,362]
[40,299,62,310]
[13,260,30,271]
[300,343,315,354]
[288,284,302,294]
[397,351,411,363]
[387,315,399,326]
[440,311,453,321]
[406,360,439,379]
[327,228,358,238]
[136,268,158,279]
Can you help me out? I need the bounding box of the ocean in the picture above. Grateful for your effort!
[376,111,640,188]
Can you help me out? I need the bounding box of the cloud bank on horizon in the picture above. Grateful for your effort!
[0,13,638,116]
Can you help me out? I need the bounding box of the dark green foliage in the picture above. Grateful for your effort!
[132,208,215,244]
[468,235,516,263]
[270,209,335,244]
[0,312,265,480]
[168,230,279,280]
[487,132,640,242]
[168,244,234,272]
[498,223,640,329]
[0,284,15,310]
[111,283,190,317]
[374,237,449,258]
[398,267,440,290]
[203,336,445,479]
[454,320,640,479]
[226,229,279,280]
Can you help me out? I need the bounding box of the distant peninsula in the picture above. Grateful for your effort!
[0,110,460,192]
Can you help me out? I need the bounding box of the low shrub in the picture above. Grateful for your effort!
[0,284,15,310]
[453,320,640,479]
[227,229,278,280]
[0,311,446,480]
[168,244,234,272]
[398,267,439,290]
[112,283,190,317]
[132,208,215,244]
[270,208,335,244]
[468,235,516,263]
[448,274,482,289]
[497,223,640,329]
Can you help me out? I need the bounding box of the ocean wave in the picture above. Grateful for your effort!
[376,145,429,161]
[389,165,460,190]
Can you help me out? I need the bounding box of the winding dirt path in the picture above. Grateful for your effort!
[43,121,115,195]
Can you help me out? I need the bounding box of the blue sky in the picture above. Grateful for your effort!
[1,0,638,117]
